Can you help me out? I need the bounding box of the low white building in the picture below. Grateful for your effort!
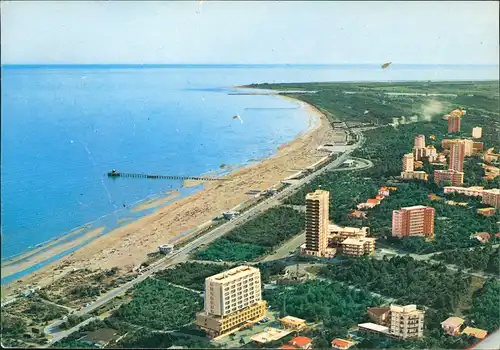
[159,244,174,254]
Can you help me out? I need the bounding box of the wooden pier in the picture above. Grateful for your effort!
[107,170,225,181]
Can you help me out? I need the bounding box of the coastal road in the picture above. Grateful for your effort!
[44,316,99,347]
[469,327,500,350]
[44,128,365,343]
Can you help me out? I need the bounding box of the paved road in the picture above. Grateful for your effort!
[262,232,306,262]
[43,129,365,342]
[44,316,99,347]
[40,298,75,313]
[469,327,500,350]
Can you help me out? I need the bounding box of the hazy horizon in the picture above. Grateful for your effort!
[1,1,498,65]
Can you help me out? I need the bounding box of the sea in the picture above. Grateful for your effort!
[1,64,498,284]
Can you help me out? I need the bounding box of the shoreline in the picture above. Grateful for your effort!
[1,90,342,297]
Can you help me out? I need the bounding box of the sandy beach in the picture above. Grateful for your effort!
[1,95,344,296]
[1,227,105,278]
[130,190,181,213]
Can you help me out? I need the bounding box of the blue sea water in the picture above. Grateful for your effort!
[1,64,498,283]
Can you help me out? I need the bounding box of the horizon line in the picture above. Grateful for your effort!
[2,63,499,68]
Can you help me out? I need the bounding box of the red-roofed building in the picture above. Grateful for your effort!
[367,198,380,205]
[331,338,355,350]
[290,336,313,349]
[378,187,390,197]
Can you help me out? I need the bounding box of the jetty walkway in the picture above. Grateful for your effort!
[107,170,225,181]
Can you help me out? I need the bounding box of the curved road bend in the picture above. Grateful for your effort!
[44,130,365,344]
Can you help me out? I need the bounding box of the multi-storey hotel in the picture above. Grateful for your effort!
[196,266,266,339]
[302,190,376,258]
[449,140,465,172]
[414,135,426,149]
[482,189,500,208]
[389,305,425,339]
[402,153,414,172]
[304,189,330,257]
[392,205,435,241]
[340,237,376,257]
[443,186,484,197]
[448,115,461,133]
[434,169,464,187]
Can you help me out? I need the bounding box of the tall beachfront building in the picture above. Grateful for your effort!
[449,140,465,172]
[448,115,461,133]
[389,304,425,339]
[472,127,482,139]
[196,266,266,339]
[402,153,414,172]
[304,189,330,257]
[392,205,435,241]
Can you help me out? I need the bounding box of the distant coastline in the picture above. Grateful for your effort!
[3,63,499,70]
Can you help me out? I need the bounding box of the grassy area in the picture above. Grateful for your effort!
[1,294,65,346]
[319,256,471,313]
[263,280,383,348]
[38,268,136,308]
[154,262,235,291]
[195,206,305,262]
[468,278,500,332]
[113,279,202,330]
[432,246,500,275]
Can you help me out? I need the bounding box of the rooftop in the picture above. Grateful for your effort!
[209,265,258,282]
[441,316,465,328]
[328,224,369,235]
[341,238,364,246]
[331,338,355,348]
[462,327,488,339]
[358,322,390,334]
[291,336,313,347]
[281,315,306,323]
[390,304,423,315]
[251,328,292,344]
[402,205,429,210]
[368,306,390,317]
[306,190,329,199]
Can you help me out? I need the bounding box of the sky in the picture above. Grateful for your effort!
[1,1,499,65]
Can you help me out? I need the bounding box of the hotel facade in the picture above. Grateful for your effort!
[304,190,330,257]
[392,205,435,241]
[196,266,266,339]
[389,305,425,339]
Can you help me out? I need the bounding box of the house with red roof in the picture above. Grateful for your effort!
[331,338,356,350]
[289,336,313,349]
